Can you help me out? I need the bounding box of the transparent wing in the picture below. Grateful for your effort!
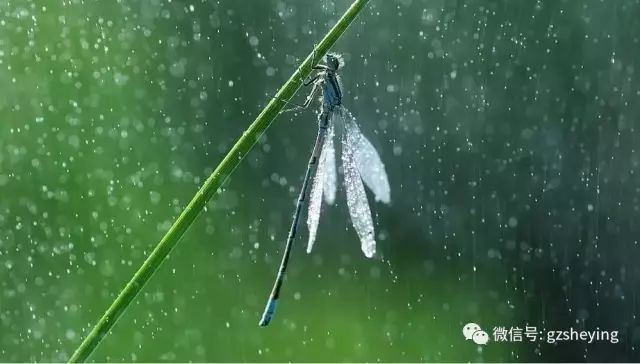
[343,111,391,204]
[306,122,334,253]
[323,117,337,205]
[342,123,377,258]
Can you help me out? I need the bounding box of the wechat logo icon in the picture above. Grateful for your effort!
[463,322,490,345]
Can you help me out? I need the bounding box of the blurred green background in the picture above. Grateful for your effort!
[1,0,640,361]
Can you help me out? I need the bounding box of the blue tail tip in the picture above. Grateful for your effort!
[258,299,278,327]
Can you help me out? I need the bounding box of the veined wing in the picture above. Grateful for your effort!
[343,110,391,204]
[307,122,335,253]
[342,122,376,258]
[323,115,337,205]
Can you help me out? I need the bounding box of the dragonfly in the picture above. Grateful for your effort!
[259,53,391,326]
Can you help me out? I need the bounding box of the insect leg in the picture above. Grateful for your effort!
[281,80,320,113]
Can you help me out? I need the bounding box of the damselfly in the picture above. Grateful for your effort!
[259,53,390,326]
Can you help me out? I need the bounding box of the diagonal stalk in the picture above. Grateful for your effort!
[68,0,371,362]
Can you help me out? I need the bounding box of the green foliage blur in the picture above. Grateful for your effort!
[1,0,639,361]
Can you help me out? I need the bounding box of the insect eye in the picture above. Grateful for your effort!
[325,54,342,70]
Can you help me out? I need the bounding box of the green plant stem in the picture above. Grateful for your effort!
[68,0,370,362]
